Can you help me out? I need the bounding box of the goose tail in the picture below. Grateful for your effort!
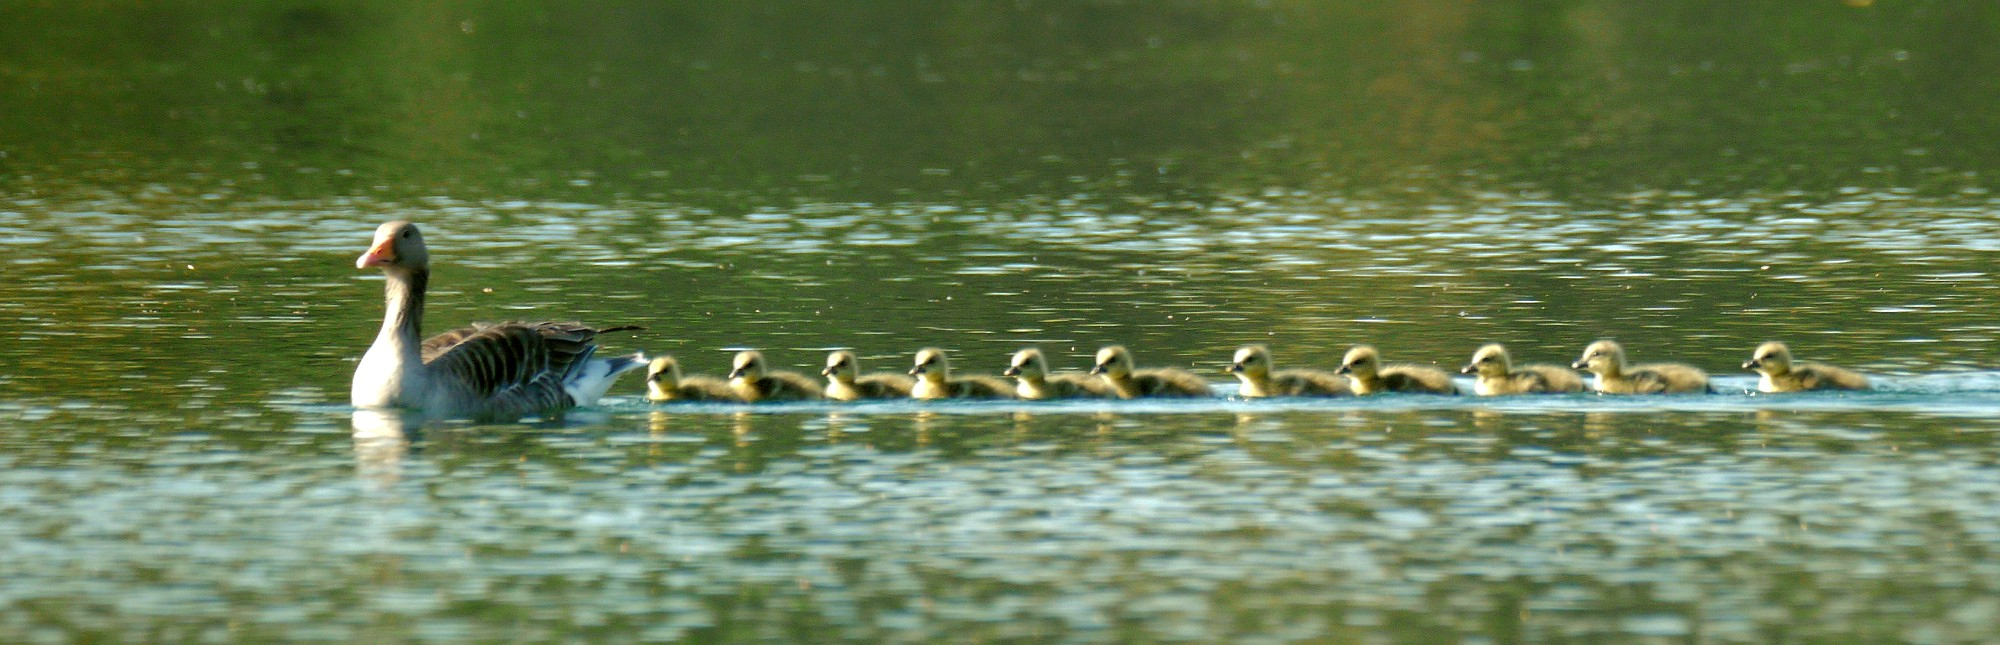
[565,350,650,407]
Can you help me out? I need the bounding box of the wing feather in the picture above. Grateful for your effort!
[421,322,641,417]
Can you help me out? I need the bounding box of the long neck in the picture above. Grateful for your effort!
[378,267,427,364]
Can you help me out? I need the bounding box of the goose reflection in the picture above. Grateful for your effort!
[351,408,417,487]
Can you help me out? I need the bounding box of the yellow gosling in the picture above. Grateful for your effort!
[1337,345,1459,395]
[1226,344,1349,398]
[1459,343,1586,395]
[1570,340,1711,394]
[821,350,915,401]
[726,350,823,402]
[1088,345,1211,399]
[646,356,739,402]
[1743,341,1870,393]
[1004,348,1114,400]
[908,347,1014,400]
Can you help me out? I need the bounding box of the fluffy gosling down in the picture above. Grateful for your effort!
[645,356,739,403]
[908,348,1014,400]
[1743,341,1869,393]
[1336,345,1459,395]
[1460,344,1585,396]
[1227,344,1349,398]
[1089,345,1211,399]
[1571,340,1711,394]
[1004,348,1114,400]
[821,350,915,401]
[726,350,823,402]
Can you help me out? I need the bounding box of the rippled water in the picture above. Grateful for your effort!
[7,2,2000,642]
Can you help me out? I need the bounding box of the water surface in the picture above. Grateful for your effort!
[5,2,2000,642]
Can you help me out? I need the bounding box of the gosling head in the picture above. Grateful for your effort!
[1336,345,1380,378]
[1743,341,1793,375]
[356,220,430,272]
[646,356,684,387]
[1228,344,1273,377]
[909,347,951,382]
[1462,343,1512,377]
[1089,345,1134,378]
[823,350,860,383]
[1571,340,1625,375]
[727,350,768,381]
[1003,348,1048,380]
[656,358,696,398]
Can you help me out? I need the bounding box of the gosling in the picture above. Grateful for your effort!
[1336,345,1459,395]
[1004,348,1114,399]
[1459,344,1586,395]
[1226,344,1349,398]
[1089,345,1212,399]
[645,356,740,402]
[1743,341,1869,393]
[1570,340,1711,394]
[822,350,915,401]
[908,347,1014,400]
[726,350,823,402]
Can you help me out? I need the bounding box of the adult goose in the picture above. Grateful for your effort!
[351,221,647,421]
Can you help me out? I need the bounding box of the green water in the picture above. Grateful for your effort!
[6,2,2000,642]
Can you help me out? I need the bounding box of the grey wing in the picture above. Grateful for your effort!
[422,322,639,417]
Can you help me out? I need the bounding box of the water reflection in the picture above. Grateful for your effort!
[6,1,2000,642]
[350,408,412,487]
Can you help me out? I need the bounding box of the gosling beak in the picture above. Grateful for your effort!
[1088,364,1107,376]
[1742,359,1760,371]
[1570,360,1588,370]
[820,365,837,377]
[908,365,926,376]
[1459,364,1476,375]
[1335,365,1352,375]
[1225,363,1244,374]
[727,368,746,379]
[1002,366,1021,377]
[356,239,395,269]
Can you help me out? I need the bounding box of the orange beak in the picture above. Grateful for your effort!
[356,238,395,269]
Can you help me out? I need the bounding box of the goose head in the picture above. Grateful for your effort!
[727,351,768,381]
[909,348,951,382]
[357,220,429,272]
[1089,345,1134,378]
[1004,348,1048,380]
[1572,340,1625,375]
[1228,344,1273,377]
[1462,343,1512,377]
[1336,345,1380,378]
[1743,341,1793,375]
